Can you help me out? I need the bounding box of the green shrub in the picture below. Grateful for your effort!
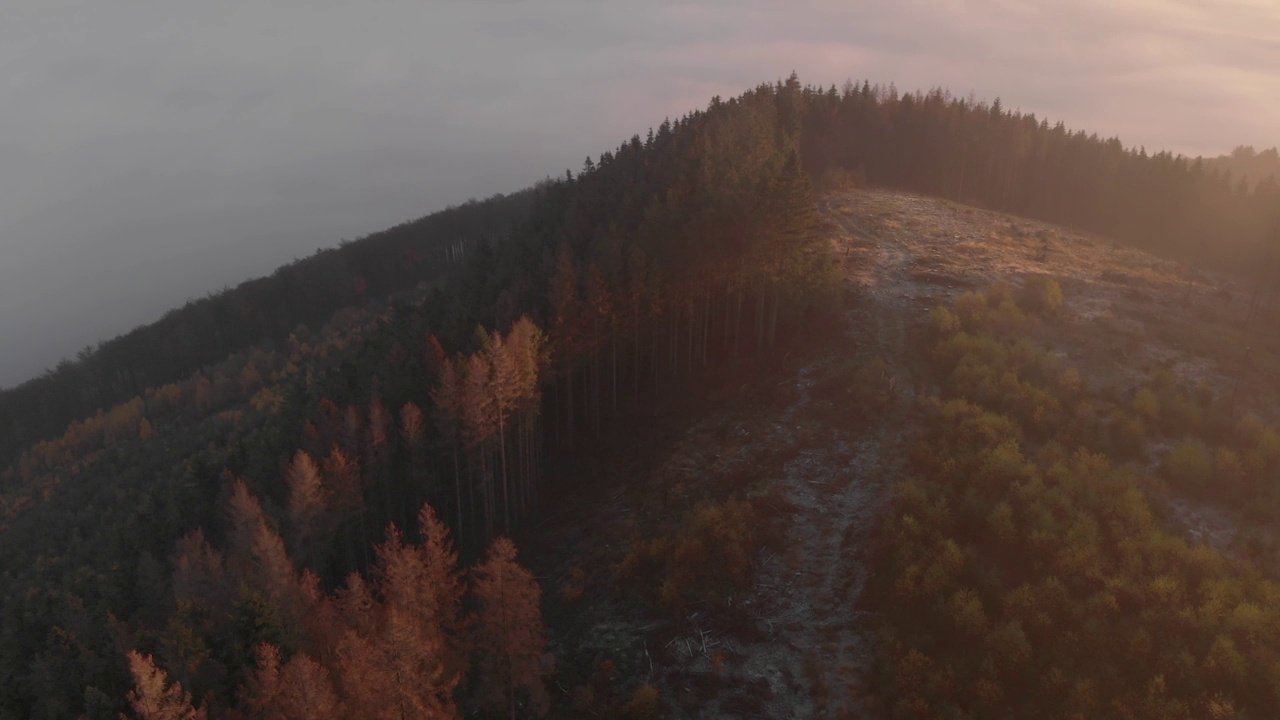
[1106,411,1148,460]
[1132,388,1161,426]
[1165,439,1213,492]
[929,306,962,337]
[618,498,774,611]
[1020,275,1064,316]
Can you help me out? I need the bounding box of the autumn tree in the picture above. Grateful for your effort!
[322,447,366,574]
[122,650,205,720]
[285,449,328,570]
[472,537,548,719]
[416,503,471,684]
[170,529,230,615]
[401,401,428,521]
[462,351,497,539]
[432,358,466,545]
[328,522,462,720]
[240,643,340,720]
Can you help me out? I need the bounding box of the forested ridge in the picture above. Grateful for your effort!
[0,190,533,471]
[2,74,1279,718]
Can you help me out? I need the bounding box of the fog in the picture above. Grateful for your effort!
[1,0,1275,387]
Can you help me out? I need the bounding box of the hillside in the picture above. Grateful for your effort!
[0,189,532,471]
[3,76,1280,719]
[521,188,1280,718]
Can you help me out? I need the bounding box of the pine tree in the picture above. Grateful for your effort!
[472,537,548,719]
[275,651,340,720]
[417,503,471,686]
[170,529,229,614]
[224,478,266,566]
[462,351,497,539]
[549,244,583,449]
[238,643,282,719]
[487,329,520,531]
[400,401,428,520]
[333,529,462,720]
[432,358,466,544]
[400,402,424,449]
[121,650,205,720]
[323,447,366,574]
[285,449,328,569]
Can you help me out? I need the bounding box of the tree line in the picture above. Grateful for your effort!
[0,190,533,473]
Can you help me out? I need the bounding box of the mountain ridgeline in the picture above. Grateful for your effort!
[1,75,1279,719]
[3,77,1278,473]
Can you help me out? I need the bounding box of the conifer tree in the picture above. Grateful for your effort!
[322,447,366,573]
[417,503,471,685]
[170,529,229,614]
[122,650,205,720]
[275,651,340,720]
[462,351,497,539]
[238,643,282,719]
[431,358,466,543]
[285,449,327,568]
[472,537,548,719]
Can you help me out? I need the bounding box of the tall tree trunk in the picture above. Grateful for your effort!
[722,285,732,355]
[734,287,744,358]
[702,289,711,365]
[755,287,766,354]
[453,446,463,550]
[768,287,780,348]
[498,416,510,533]
[633,305,641,408]
[566,368,574,450]
[687,299,694,376]
[651,315,659,388]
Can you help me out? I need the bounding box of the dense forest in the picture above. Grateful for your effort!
[873,280,1280,718]
[1,74,1279,718]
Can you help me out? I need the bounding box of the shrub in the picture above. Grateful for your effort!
[1106,411,1147,460]
[1165,440,1213,493]
[559,567,586,603]
[617,498,773,611]
[1132,388,1161,426]
[1019,275,1064,316]
[622,684,661,720]
[929,306,962,337]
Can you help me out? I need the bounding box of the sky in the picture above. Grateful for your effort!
[0,0,1276,388]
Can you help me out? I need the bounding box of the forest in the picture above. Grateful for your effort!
[871,278,1280,718]
[1,74,1279,718]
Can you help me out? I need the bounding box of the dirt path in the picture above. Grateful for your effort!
[678,194,932,719]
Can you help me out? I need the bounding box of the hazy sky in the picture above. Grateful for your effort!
[0,0,1276,387]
